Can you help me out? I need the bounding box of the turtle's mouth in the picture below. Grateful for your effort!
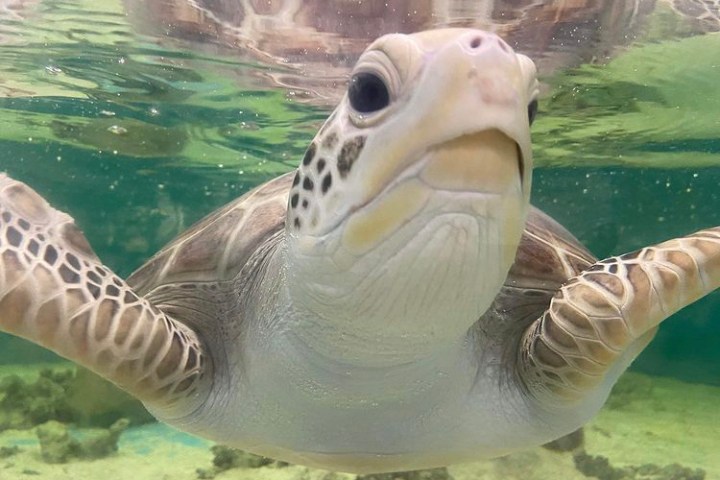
[339,129,524,254]
[418,129,523,194]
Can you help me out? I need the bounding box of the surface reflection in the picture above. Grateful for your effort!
[123,0,717,105]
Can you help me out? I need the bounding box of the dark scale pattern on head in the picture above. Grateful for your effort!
[337,136,366,178]
[302,142,317,166]
[322,131,338,150]
[289,122,361,231]
[303,177,314,192]
[321,173,333,194]
[289,167,305,233]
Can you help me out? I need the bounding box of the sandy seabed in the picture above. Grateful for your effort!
[0,371,718,480]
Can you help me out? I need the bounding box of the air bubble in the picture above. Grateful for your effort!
[107,125,127,135]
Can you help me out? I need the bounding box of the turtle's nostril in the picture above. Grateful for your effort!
[469,37,483,49]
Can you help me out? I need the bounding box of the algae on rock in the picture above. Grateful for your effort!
[357,468,454,480]
[573,451,706,480]
[196,444,290,478]
[0,367,153,432]
[0,369,76,431]
[35,418,129,463]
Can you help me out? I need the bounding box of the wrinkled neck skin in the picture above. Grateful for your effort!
[276,188,527,372]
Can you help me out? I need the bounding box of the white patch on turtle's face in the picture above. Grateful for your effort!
[283,29,540,364]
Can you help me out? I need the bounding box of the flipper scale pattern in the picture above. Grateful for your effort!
[519,227,720,403]
[0,174,211,416]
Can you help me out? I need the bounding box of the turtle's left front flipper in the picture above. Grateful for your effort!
[0,174,211,418]
[518,227,720,404]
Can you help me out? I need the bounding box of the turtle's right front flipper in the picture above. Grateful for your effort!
[0,174,211,417]
[518,227,720,405]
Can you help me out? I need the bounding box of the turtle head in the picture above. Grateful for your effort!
[284,29,538,360]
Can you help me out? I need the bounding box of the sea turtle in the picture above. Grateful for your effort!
[0,29,718,474]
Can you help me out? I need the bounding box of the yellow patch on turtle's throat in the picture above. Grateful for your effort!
[420,129,519,193]
[343,180,432,254]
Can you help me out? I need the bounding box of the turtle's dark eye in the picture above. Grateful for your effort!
[348,72,390,113]
[527,99,538,126]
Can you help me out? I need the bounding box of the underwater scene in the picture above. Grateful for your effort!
[0,0,719,479]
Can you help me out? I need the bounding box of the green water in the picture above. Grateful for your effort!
[0,0,719,478]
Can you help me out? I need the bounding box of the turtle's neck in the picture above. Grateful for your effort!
[267,206,516,369]
[247,241,478,407]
